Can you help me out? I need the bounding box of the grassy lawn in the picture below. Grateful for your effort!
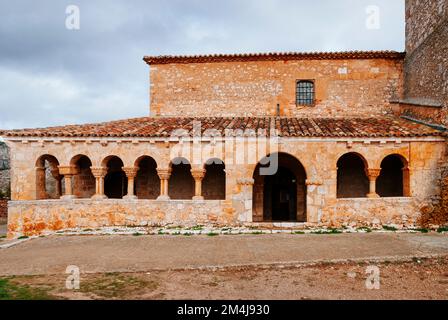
[0,277,56,300]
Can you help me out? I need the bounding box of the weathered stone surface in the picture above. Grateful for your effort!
[150,58,403,118]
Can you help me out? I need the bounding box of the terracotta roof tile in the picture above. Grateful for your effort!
[144,50,405,65]
[0,116,444,139]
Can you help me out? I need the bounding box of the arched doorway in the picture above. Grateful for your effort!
[103,156,127,199]
[169,157,195,200]
[35,154,62,199]
[376,154,409,197]
[71,155,95,198]
[337,153,369,198]
[134,156,159,199]
[203,158,226,200]
[253,153,307,222]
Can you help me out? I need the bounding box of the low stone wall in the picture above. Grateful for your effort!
[0,199,7,220]
[7,199,237,238]
[322,197,420,228]
[7,196,425,238]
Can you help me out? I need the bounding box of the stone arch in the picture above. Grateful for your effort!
[202,158,225,200]
[376,154,410,197]
[35,154,62,200]
[102,156,127,199]
[252,152,307,222]
[70,154,95,198]
[134,156,160,199]
[337,152,369,198]
[169,157,194,200]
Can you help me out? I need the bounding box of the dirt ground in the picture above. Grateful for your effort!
[1,256,448,300]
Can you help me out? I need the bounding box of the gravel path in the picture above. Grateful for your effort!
[0,232,447,276]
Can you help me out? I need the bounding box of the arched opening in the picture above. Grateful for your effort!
[135,156,159,199]
[203,158,225,200]
[71,155,95,198]
[337,153,369,198]
[35,155,62,199]
[376,154,409,197]
[169,157,194,200]
[103,156,127,199]
[253,153,307,222]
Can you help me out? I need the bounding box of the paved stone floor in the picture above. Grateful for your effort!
[0,232,447,276]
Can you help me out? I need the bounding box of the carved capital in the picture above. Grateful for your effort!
[191,168,206,180]
[366,168,381,180]
[58,165,77,176]
[157,168,172,180]
[90,167,107,178]
[123,167,139,178]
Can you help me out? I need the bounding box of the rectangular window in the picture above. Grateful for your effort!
[296,80,315,105]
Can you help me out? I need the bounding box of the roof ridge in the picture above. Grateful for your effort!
[144,50,405,65]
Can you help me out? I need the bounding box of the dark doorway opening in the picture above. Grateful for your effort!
[253,152,306,222]
[264,167,297,221]
[104,156,127,199]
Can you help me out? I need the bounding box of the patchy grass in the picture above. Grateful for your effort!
[0,278,56,300]
[79,273,158,299]
[132,233,144,237]
[293,231,305,235]
[207,232,219,237]
[250,231,264,235]
[17,236,29,240]
[311,229,342,235]
[157,230,166,235]
[437,226,448,233]
[414,228,429,234]
[383,225,398,232]
[357,227,372,233]
[183,233,193,236]
[189,225,204,231]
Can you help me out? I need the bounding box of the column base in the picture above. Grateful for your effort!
[366,193,380,198]
[60,195,76,200]
[192,196,204,201]
[91,194,107,200]
[123,195,138,200]
[157,195,170,201]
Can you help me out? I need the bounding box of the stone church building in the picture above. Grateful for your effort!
[1,0,447,238]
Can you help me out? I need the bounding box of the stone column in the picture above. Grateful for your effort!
[36,166,47,199]
[58,166,77,200]
[191,168,206,201]
[123,167,138,200]
[366,169,381,198]
[156,168,172,200]
[306,179,324,224]
[91,167,107,200]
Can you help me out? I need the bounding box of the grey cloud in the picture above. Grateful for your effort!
[0,0,405,129]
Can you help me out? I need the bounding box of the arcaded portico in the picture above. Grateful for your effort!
[1,114,445,238]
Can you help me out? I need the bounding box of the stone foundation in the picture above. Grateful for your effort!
[322,197,421,228]
[7,196,425,238]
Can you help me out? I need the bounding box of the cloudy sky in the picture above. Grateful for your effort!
[0,0,405,130]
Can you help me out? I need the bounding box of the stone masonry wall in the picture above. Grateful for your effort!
[4,136,446,238]
[404,0,448,126]
[150,58,403,117]
[404,0,448,226]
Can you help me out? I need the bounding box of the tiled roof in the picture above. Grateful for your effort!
[0,116,443,139]
[144,51,405,65]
